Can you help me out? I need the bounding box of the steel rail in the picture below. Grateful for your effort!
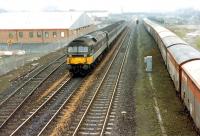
[36,75,81,136]
[72,28,130,136]
[0,55,65,107]
[0,55,66,129]
[36,26,129,136]
[10,75,73,136]
[100,30,132,136]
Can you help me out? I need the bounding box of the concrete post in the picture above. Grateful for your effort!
[144,56,152,72]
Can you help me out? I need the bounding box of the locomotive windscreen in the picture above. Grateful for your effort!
[68,46,88,53]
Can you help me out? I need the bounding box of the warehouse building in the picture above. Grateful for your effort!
[0,11,95,44]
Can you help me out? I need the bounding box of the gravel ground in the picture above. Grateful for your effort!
[107,23,138,136]
[135,22,198,136]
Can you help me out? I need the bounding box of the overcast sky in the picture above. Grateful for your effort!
[1,0,200,13]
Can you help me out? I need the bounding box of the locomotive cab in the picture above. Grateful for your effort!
[66,27,118,75]
[66,36,96,74]
[67,42,92,64]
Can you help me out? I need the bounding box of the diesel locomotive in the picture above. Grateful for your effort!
[66,21,126,75]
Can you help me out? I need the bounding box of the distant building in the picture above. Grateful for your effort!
[0,11,95,44]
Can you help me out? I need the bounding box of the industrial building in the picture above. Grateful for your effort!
[0,11,95,44]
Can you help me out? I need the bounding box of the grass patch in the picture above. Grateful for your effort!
[195,36,200,49]
[135,24,162,136]
[167,26,193,38]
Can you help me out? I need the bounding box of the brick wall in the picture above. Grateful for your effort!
[0,24,95,44]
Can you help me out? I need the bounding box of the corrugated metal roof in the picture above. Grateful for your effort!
[182,60,200,90]
[70,31,106,46]
[159,31,176,38]
[143,18,168,33]
[143,18,157,26]
[162,36,187,48]
[168,44,200,65]
[0,11,94,30]
[153,26,168,33]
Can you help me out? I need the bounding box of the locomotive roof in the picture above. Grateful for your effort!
[70,31,106,46]
[68,20,123,47]
[168,44,200,65]
[182,60,200,90]
[100,21,124,33]
[162,36,187,48]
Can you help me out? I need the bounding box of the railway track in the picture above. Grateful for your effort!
[29,26,132,136]
[21,27,129,136]
[67,26,132,136]
[9,77,83,136]
[0,55,66,131]
[0,24,130,136]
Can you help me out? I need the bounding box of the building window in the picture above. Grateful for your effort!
[29,32,34,38]
[9,33,13,38]
[45,32,49,38]
[37,32,42,38]
[19,32,23,38]
[61,32,65,37]
[53,32,57,38]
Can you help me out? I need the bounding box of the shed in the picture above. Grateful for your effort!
[0,11,95,43]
